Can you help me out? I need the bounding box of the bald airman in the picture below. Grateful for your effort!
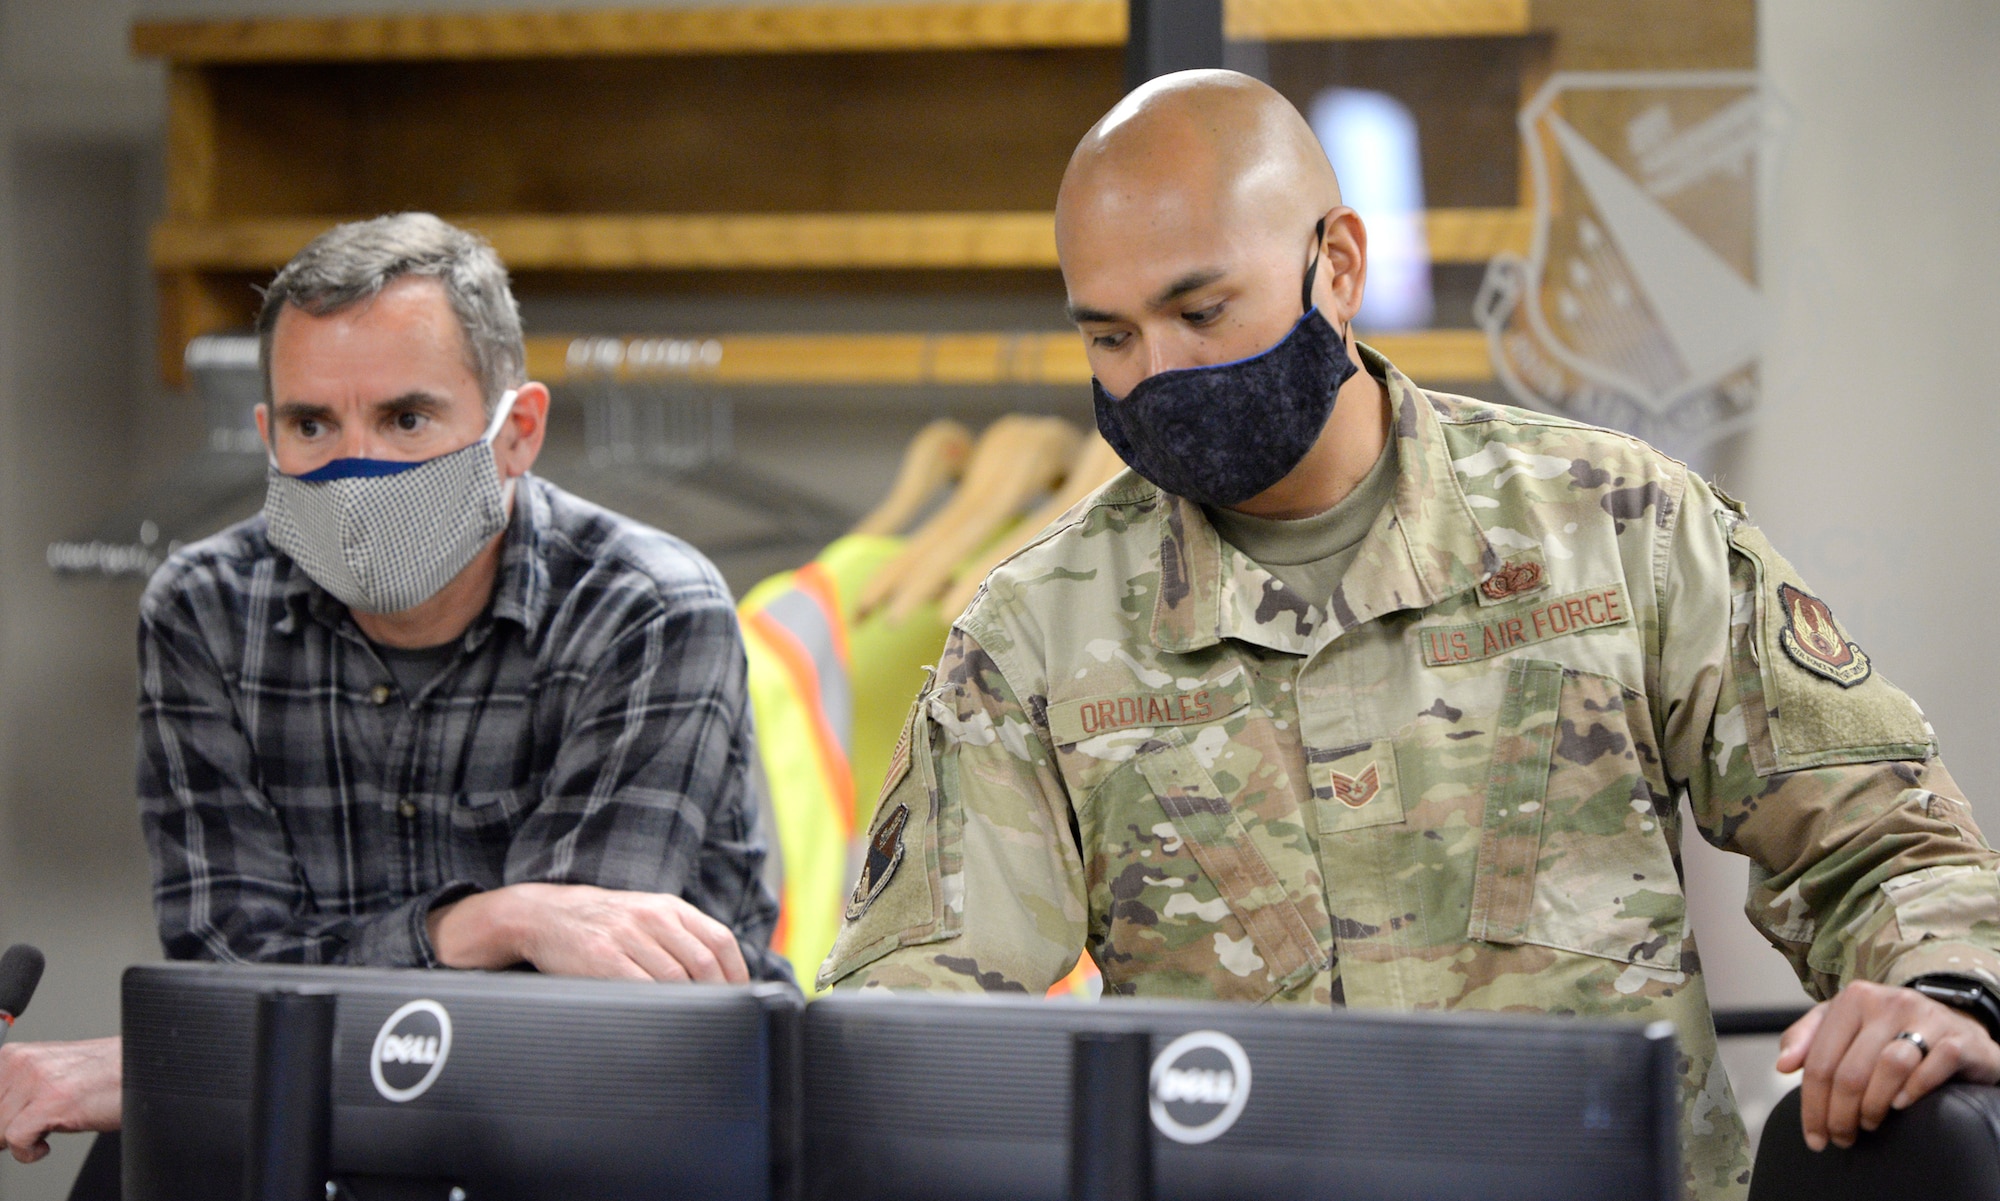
[824,72,2000,1199]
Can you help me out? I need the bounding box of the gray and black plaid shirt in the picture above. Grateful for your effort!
[137,475,789,983]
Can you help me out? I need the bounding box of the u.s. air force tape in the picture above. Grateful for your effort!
[1419,585,1629,667]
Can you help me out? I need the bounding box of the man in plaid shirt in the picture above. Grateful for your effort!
[0,214,787,1167]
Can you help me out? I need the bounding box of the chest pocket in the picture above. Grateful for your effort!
[449,788,533,880]
[1130,728,1330,994]
[1467,658,1684,969]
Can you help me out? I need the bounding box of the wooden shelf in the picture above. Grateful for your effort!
[133,0,1530,63]
[152,212,1060,272]
[151,208,1529,274]
[523,327,1494,387]
[1228,0,1527,41]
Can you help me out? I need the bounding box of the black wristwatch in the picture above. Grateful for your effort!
[1908,974,2000,1043]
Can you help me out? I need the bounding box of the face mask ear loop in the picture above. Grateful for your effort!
[1301,217,1328,315]
[481,388,521,444]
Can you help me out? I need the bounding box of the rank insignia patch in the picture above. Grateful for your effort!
[847,803,910,919]
[1330,763,1381,808]
[1777,583,1871,688]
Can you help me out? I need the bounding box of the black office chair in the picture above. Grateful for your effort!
[1750,1082,2000,1200]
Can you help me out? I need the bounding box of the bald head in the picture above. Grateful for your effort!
[1056,70,1341,269]
[1057,70,1367,400]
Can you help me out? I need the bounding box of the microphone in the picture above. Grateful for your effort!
[0,944,46,1048]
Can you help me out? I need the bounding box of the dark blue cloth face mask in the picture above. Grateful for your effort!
[1092,219,1359,508]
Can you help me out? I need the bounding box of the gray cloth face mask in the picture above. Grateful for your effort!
[262,389,517,614]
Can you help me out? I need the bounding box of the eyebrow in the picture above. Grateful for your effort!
[271,391,452,423]
[1064,268,1230,327]
[1151,269,1227,309]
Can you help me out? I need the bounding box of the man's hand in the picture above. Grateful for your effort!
[1778,979,2000,1151]
[429,883,750,984]
[0,1037,121,1163]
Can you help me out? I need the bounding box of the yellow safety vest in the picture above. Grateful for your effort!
[746,533,1100,997]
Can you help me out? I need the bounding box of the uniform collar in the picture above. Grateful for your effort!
[276,474,554,644]
[1150,344,1499,655]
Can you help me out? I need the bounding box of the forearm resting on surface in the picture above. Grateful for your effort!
[428,882,750,984]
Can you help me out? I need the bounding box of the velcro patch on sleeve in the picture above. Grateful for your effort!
[817,698,949,989]
[1045,672,1251,747]
[1419,585,1630,667]
[1727,522,1935,771]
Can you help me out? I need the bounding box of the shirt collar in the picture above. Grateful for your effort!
[1150,344,1500,655]
[275,474,554,643]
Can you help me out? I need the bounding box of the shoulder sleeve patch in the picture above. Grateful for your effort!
[1726,522,1936,772]
[816,687,955,990]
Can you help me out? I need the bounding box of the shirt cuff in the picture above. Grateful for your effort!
[346,880,483,968]
[745,942,799,988]
[1882,941,2000,996]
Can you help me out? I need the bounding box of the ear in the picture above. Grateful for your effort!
[1313,206,1368,329]
[495,382,551,480]
[254,403,271,448]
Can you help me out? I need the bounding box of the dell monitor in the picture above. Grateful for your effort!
[122,962,799,1201]
[802,992,1680,1201]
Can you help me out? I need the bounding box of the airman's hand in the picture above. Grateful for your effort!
[1778,980,2000,1151]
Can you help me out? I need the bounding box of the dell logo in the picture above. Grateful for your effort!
[370,999,452,1103]
[1149,1030,1251,1145]
[1155,1065,1236,1106]
[378,1033,440,1065]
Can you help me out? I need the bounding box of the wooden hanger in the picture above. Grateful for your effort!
[940,432,1126,616]
[849,418,976,537]
[858,415,1080,622]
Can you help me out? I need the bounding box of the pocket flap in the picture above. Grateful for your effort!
[1133,729,1328,987]
[1466,658,1563,946]
[456,789,520,810]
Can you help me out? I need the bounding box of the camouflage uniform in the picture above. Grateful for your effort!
[821,346,2000,1199]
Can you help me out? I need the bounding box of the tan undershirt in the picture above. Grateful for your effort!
[1205,433,1398,607]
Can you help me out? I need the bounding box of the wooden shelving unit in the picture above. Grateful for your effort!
[134,0,1761,389]
[133,0,1566,387]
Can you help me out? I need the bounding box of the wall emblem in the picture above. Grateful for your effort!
[1477,72,1788,462]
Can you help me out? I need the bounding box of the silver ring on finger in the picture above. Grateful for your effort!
[1894,1029,1930,1056]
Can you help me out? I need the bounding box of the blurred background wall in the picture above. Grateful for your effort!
[0,0,1995,1195]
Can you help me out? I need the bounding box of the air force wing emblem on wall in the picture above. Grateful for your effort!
[1476,72,1788,462]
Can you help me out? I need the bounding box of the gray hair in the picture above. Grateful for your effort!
[256,213,525,412]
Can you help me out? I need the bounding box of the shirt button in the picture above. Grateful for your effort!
[397,800,417,819]
[371,684,392,706]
